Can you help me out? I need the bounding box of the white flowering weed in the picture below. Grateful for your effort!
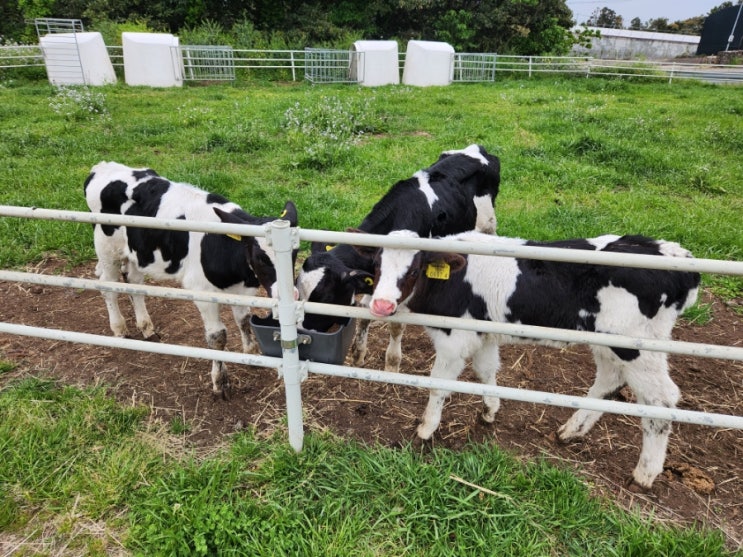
[49,86,110,121]
[283,94,380,168]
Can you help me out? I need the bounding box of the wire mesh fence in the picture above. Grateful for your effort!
[304,48,359,84]
[453,53,497,82]
[179,45,236,81]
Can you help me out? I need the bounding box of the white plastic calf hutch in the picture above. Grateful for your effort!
[350,40,400,86]
[122,32,182,87]
[39,31,116,86]
[402,40,454,86]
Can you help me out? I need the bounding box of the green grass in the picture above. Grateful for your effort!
[0,377,734,555]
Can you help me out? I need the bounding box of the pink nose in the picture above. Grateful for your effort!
[370,298,396,317]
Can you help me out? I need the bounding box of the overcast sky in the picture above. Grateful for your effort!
[566,0,733,26]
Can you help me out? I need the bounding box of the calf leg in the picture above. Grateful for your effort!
[417,345,466,439]
[471,339,501,423]
[195,301,229,397]
[123,264,156,339]
[231,304,256,353]
[624,353,679,489]
[558,346,624,441]
[384,322,405,372]
[349,318,370,366]
[95,259,128,337]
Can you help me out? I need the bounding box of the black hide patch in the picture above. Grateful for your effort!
[124,179,188,273]
[200,233,261,290]
[506,235,699,361]
[132,168,158,181]
[97,180,129,236]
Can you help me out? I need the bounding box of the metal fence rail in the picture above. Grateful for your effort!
[0,45,44,69]
[6,45,738,84]
[1,204,742,453]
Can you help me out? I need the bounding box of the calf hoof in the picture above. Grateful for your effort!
[349,349,367,367]
[416,423,437,440]
[479,410,496,425]
[553,429,584,446]
[625,476,654,494]
[411,433,434,453]
[212,378,231,401]
[144,332,162,343]
[213,385,231,402]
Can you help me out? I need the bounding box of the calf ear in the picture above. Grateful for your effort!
[347,270,375,294]
[214,206,243,224]
[346,228,379,259]
[214,207,249,242]
[280,201,298,227]
[310,241,334,253]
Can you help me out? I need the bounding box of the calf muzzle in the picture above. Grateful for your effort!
[370,298,397,317]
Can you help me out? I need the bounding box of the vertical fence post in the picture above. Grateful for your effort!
[267,219,304,451]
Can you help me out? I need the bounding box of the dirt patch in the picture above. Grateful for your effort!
[1,258,741,549]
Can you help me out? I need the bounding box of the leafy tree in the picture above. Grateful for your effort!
[587,7,623,29]
[709,2,736,15]
[629,17,643,30]
[433,9,476,51]
[647,17,670,32]
[0,0,27,43]
[669,17,705,35]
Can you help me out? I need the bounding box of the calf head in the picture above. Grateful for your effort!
[433,144,501,234]
[297,243,374,331]
[368,231,466,317]
[214,200,298,298]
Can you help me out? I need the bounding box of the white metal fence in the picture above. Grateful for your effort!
[1,205,742,452]
[4,46,743,84]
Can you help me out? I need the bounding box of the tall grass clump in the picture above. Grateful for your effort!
[282,92,384,169]
[49,85,111,121]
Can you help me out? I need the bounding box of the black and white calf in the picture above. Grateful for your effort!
[297,144,500,371]
[84,161,298,397]
[369,231,700,489]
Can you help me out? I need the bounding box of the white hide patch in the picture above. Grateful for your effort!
[415,170,438,209]
[658,240,693,259]
[594,284,677,339]
[442,144,489,165]
[297,267,325,301]
[372,230,420,306]
[473,194,496,233]
[586,235,621,250]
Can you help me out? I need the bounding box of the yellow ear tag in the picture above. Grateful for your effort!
[364,276,374,286]
[325,244,335,252]
[425,262,451,280]
[226,233,242,241]
[280,209,287,218]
